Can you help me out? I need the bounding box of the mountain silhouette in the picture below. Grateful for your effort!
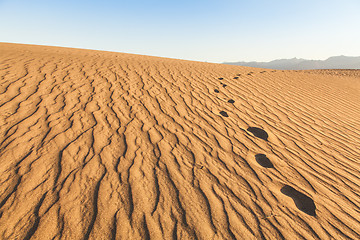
[224,56,360,70]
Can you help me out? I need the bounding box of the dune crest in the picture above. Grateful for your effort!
[0,43,360,239]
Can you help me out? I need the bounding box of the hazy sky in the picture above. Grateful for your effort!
[1,0,359,62]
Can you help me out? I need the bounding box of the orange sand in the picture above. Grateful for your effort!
[0,43,360,239]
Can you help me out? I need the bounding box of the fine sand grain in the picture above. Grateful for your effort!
[0,43,360,239]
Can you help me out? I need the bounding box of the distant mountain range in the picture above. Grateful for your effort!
[224,56,360,70]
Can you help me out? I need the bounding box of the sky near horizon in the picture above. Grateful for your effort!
[1,0,359,63]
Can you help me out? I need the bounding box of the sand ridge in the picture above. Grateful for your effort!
[0,43,360,239]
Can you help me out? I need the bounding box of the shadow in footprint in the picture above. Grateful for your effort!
[219,111,229,117]
[281,185,316,216]
[234,77,239,79]
[218,77,224,80]
[247,127,268,141]
[222,84,227,87]
[228,99,235,103]
[214,89,219,93]
[255,154,274,168]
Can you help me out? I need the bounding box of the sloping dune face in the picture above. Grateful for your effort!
[1,43,360,239]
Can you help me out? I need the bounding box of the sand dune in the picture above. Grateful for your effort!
[0,43,360,239]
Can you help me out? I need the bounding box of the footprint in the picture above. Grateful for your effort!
[281,185,316,216]
[247,127,268,141]
[219,111,229,117]
[228,99,235,103]
[218,77,224,80]
[194,164,204,169]
[255,154,274,168]
[214,89,219,93]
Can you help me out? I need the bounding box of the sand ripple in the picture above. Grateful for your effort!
[1,43,360,239]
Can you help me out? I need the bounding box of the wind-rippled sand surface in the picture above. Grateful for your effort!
[1,43,360,239]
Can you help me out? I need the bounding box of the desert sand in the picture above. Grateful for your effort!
[0,42,360,239]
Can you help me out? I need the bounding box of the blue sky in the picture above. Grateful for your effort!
[1,0,359,62]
